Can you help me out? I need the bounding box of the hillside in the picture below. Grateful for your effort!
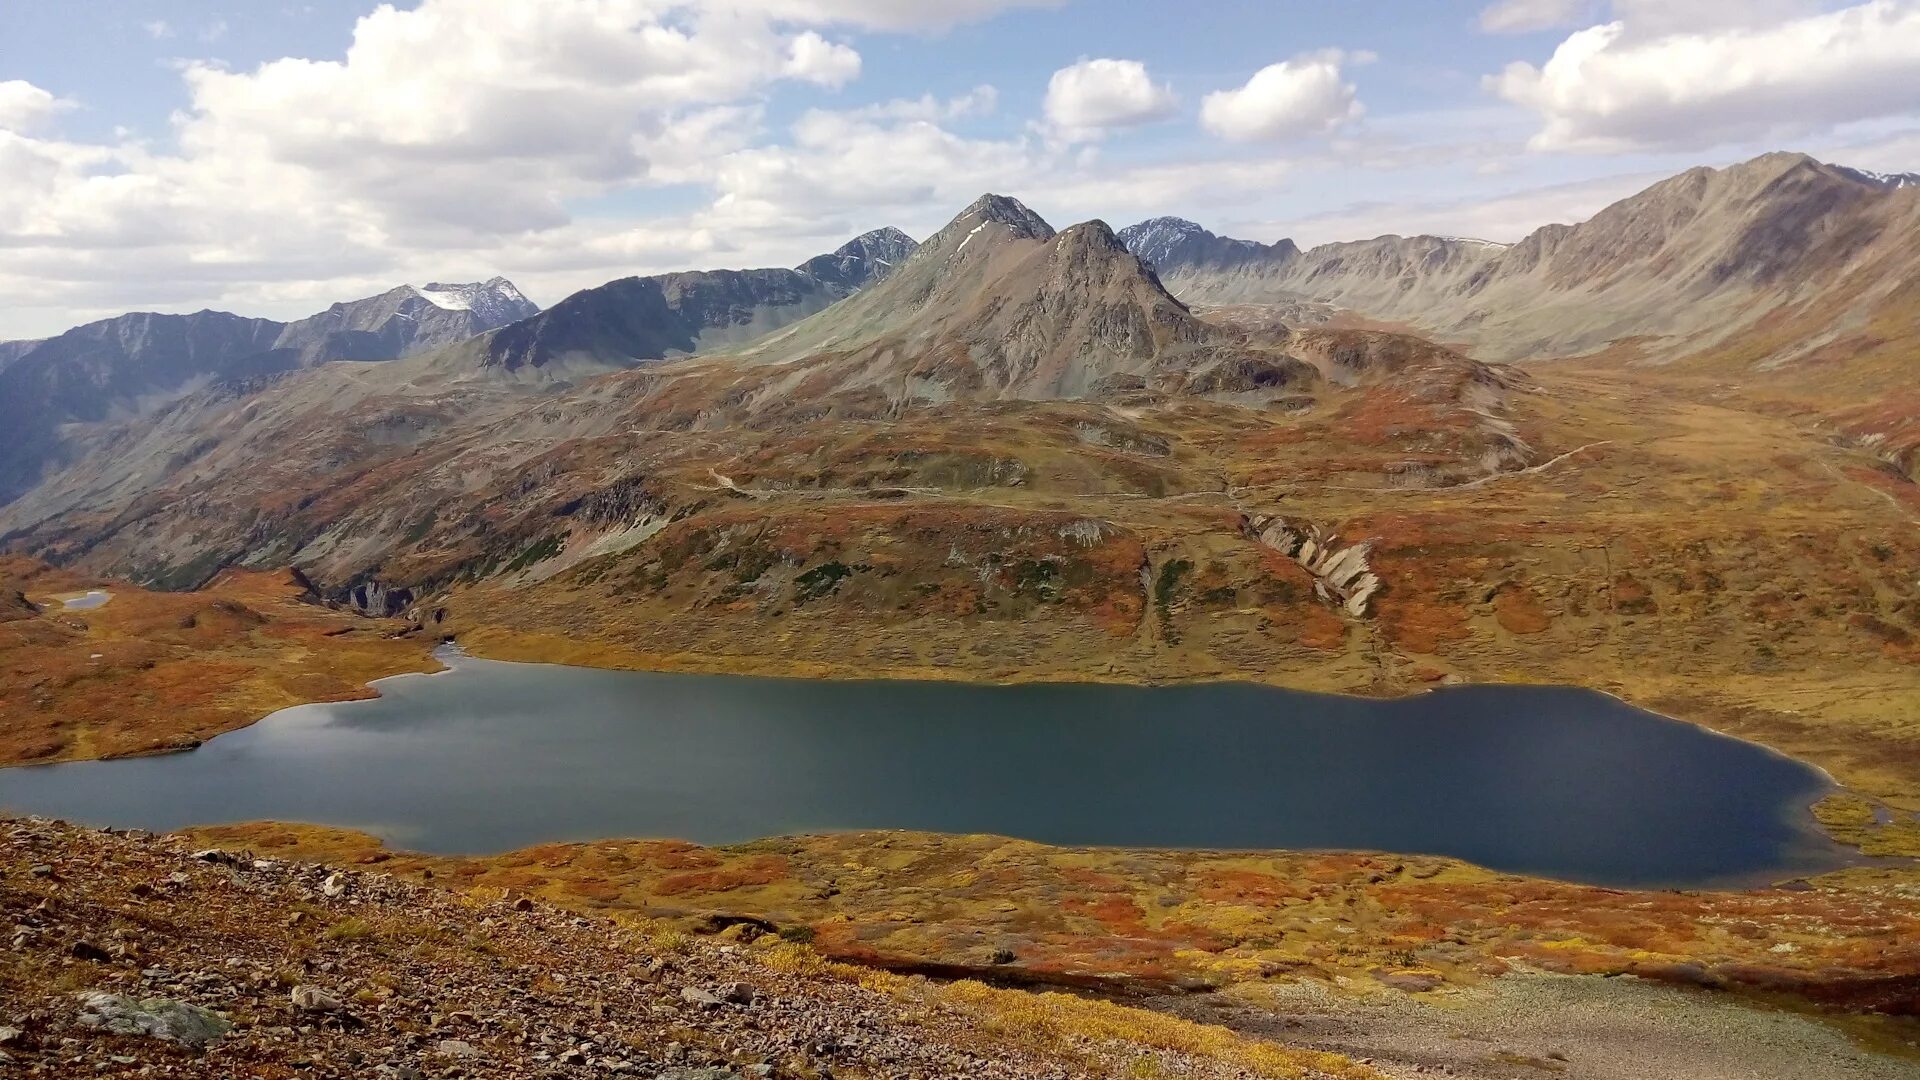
[0,815,1370,1079]
[0,555,436,765]
[1124,152,1920,369]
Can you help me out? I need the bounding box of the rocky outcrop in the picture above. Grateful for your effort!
[344,579,416,618]
[74,993,231,1048]
[1251,516,1381,617]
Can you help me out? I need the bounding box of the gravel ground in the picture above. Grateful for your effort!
[0,815,1362,1079]
[1156,974,1920,1080]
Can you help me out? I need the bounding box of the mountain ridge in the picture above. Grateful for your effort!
[0,279,538,506]
[1120,151,1920,366]
[461,226,922,375]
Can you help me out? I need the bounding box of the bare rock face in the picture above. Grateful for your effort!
[346,580,415,618]
[1252,516,1381,617]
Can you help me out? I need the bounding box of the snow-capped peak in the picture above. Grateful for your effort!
[415,278,538,323]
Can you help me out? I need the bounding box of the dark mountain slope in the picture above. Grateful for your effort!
[463,228,921,375]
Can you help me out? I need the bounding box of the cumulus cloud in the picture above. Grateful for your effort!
[701,91,1047,238]
[783,30,862,86]
[1478,0,1590,34]
[1042,58,1176,142]
[1604,0,1824,39]
[0,0,907,333]
[723,0,1062,30]
[0,81,72,132]
[1492,0,1920,152]
[1200,51,1365,142]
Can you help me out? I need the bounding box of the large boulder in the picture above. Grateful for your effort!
[74,992,230,1048]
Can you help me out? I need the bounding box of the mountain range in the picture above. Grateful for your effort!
[0,228,928,508]
[2,150,1916,606]
[0,188,1519,598]
[0,279,537,506]
[1118,151,1920,372]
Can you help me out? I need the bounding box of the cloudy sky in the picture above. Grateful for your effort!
[5,0,1920,338]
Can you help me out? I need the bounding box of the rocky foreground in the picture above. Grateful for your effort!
[0,816,1372,1079]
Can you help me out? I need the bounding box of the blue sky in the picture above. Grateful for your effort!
[3,0,1918,336]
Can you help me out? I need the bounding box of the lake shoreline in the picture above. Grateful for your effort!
[3,643,1860,890]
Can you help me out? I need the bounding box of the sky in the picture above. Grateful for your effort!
[4,0,1920,338]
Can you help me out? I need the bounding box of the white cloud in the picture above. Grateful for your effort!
[0,81,72,132]
[1492,0,1920,152]
[1604,0,1823,39]
[701,91,1048,238]
[1042,58,1176,142]
[723,0,1062,30]
[200,19,230,43]
[783,31,862,86]
[0,0,906,335]
[1478,0,1589,34]
[1200,51,1365,142]
[1260,170,1665,249]
[142,19,173,39]
[841,85,999,122]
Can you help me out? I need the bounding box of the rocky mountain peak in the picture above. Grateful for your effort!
[834,226,918,260]
[944,193,1056,244]
[1117,216,1299,275]
[795,227,922,292]
[1052,219,1134,259]
[415,278,539,323]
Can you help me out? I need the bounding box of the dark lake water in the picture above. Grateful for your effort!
[0,649,1856,888]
